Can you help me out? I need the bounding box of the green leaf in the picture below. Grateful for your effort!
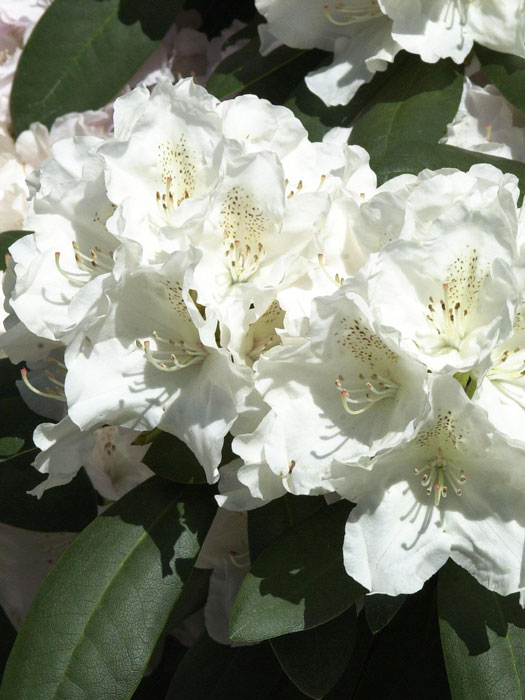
[230,500,365,643]
[365,594,406,634]
[143,431,207,484]
[0,448,96,531]
[10,0,160,136]
[165,633,292,700]
[271,607,358,699]
[476,45,525,113]
[207,36,326,102]
[439,561,525,700]
[0,478,217,700]
[350,52,463,168]
[284,60,394,142]
[371,140,525,195]
[346,582,450,700]
[0,231,32,270]
[248,492,326,562]
[118,0,186,40]
[0,437,24,457]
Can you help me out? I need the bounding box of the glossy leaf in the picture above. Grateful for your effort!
[230,500,365,643]
[0,478,217,700]
[350,52,462,166]
[365,593,406,634]
[284,59,394,142]
[10,0,160,136]
[371,140,525,194]
[271,607,357,699]
[207,36,326,102]
[439,561,525,700]
[476,45,525,113]
[0,231,32,270]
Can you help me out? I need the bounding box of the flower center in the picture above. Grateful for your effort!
[335,371,399,415]
[323,0,382,25]
[220,185,272,283]
[136,330,207,373]
[55,242,114,286]
[414,449,467,506]
[425,251,487,350]
[155,137,197,216]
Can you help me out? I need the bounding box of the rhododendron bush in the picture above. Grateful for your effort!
[2,1,525,698]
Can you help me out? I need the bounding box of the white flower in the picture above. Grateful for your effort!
[219,283,431,509]
[256,0,525,106]
[8,136,118,341]
[258,284,430,472]
[256,0,399,106]
[441,77,525,161]
[28,417,152,501]
[63,248,252,481]
[365,199,521,373]
[472,302,525,443]
[332,375,525,597]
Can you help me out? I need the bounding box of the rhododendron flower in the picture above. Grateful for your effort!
[332,376,525,597]
[256,0,525,106]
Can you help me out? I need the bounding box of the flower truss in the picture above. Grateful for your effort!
[218,161,525,601]
[2,77,374,489]
[255,0,525,105]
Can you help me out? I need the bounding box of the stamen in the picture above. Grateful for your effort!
[20,368,67,402]
[323,0,381,25]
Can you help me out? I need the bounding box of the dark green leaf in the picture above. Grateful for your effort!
[230,500,365,643]
[186,0,258,38]
[439,561,525,700]
[476,45,525,113]
[131,636,187,700]
[248,492,326,562]
[118,0,185,40]
[0,448,96,532]
[0,231,32,269]
[165,633,288,700]
[271,606,357,699]
[0,478,217,700]
[207,37,326,103]
[323,612,374,700]
[284,59,394,142]
[365,593,406,634]
[0,373,98,531]
[143,431,234,483]
[0,606,16,682]
[10,0,160,136]
[349,581,450,700]
[350,52,463,167]
[0,359,22,397]
[371,140,525,196]
[143,431,207,484]
[0,437,24,457]
[169,567,211,629]
[0,394,41,458]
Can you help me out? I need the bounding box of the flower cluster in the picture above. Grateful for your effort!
[5,76,525,607]
[255,0,525,105]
